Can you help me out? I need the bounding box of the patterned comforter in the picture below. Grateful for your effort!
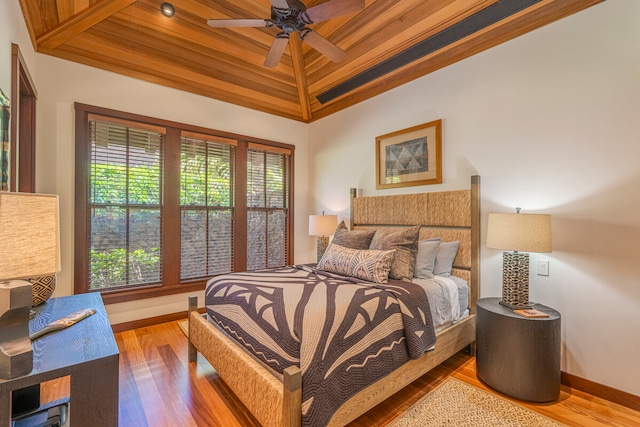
[204,264,436,426]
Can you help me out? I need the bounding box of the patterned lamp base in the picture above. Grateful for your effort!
[316,236,330,263]
[499,252,532,309]
[30,275,56,306]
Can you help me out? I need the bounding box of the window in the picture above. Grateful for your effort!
[247,145,289,269]
[180,133,235,280]
[88,118,164,290]
[74,104,294,303]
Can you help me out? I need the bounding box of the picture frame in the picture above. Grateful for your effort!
[376,119,442,189]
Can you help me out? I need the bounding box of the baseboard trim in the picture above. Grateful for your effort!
[111,307,206,333]
[561,371,640,412]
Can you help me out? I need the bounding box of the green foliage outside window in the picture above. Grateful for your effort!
[180,145,232,207]
[89,248,160,289]
[90,163,160,205]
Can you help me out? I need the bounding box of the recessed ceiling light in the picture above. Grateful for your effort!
[160,2,175,17]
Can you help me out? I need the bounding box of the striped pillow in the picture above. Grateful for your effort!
[317,243,396,284]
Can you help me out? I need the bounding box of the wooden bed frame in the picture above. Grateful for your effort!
[188,175,480,427]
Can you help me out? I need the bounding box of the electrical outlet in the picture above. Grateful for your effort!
[537,260,549,276]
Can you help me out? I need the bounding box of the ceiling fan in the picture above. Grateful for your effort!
[207,0,364,68]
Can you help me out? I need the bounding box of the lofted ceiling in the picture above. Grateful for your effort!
[18,0,603,123]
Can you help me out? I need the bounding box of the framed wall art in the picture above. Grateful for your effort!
[375,119,442,189]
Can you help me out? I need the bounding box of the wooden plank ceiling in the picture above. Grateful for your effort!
[19,0,603,122]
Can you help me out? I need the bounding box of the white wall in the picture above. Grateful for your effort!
[0,0,36,94]
[34,56,310,325]
[308,0,640,396]
[0,0,37,194]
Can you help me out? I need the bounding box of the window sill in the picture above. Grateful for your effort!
[86,280,208,305]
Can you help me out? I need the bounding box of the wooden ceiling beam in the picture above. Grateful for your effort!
[42,43,303,121]
[36,0,137,50]
[87,22,299,104]
[289,33,312,122]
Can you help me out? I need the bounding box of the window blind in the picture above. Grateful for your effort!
[247,146,289,270]
[89,119,164,290]
[180,134,235,280]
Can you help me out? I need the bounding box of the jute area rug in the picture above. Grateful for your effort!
[389,377,565,427]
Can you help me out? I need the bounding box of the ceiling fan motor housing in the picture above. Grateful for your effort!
[271,0,312,34]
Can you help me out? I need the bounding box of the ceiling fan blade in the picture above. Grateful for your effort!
[264,35,290,68]
[300,30,346,63]
[304,0,365,23]
[270,0,290,10]
[207,19,269,28]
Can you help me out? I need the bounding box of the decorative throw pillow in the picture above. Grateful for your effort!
[414,238,441,279]
[369,225,421,281]
[317,243,396,284]
[433,240,461,277]
[331,220,377,250]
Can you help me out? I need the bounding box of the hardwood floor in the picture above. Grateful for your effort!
[41,320,640,426]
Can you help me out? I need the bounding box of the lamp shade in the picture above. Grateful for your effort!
[0,192,61,281]
[309,214,338,237]
[487,212,551,253]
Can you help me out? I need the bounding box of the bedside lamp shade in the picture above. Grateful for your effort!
[487,213,551,254]
[0,192,60,379]
[309,213,338,262]
[0,193,61,281]
[487,210,551,309]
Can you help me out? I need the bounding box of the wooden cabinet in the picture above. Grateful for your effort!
[476,297,561,402]
[0,293,119,426]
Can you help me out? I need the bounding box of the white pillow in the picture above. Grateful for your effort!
[414,238,441,279]
[433,241,460,277]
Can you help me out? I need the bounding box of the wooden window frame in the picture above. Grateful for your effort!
[74,103,295,304]
[10,44,37,192]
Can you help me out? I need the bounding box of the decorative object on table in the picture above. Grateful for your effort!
[29,275,57,307]
[376,119,442,189]
[486,208,551,309]
[0,192,61,379]
[30,308,96,341]
[0,88,10,191]
[388,377,564,427]
[309,211,338,262]
[513,308,549,318]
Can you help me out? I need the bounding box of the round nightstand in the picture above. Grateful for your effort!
[476,297,561,402]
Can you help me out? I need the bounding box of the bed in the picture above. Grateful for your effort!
[188,175,480,427]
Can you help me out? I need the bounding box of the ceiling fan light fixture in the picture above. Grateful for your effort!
[160,2,175,17]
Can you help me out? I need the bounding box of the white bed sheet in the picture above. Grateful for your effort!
[412,275,469,329]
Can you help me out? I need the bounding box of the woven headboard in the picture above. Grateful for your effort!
[350,176,480,312]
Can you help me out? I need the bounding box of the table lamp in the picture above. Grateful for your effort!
[0,192,61,379]
[486,208,551,309]
[309,212,338,262]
